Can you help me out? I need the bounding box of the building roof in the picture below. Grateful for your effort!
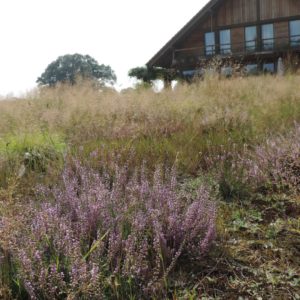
[147,0,221,67]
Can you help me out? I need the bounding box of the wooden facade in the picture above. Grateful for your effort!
[147,0,300,75]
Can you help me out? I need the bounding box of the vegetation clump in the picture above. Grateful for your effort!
[6,163,216,299]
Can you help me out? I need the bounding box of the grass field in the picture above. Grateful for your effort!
[0,75,300,299]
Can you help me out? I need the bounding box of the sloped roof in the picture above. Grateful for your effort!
[147,0,221,67]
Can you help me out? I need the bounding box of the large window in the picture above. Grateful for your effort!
[220,29,231,54]
[245,26,257,52]
[262,24,274,50]
[205,32,215,55]
[290,20,300,47]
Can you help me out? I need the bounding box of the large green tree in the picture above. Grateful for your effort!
[37,54,116,86]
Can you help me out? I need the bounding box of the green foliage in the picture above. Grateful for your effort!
[0,133,65,156]
[128,66,156,83]
[0,133,65,187]
[128,66,179,84]
[37,53,116,86]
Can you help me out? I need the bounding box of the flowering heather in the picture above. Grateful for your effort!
[12,162,216,298]
[208,124,300,198]
[243,123,300,193]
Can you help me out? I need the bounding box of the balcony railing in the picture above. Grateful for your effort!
[173,35,300,66]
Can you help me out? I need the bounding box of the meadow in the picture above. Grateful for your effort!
[0,75,300,299]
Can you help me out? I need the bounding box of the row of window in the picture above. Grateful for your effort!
[205,20,300,56]
[220,62,276,76]
[182,62,275,78]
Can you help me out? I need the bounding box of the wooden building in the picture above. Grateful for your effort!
[147,0,300,76]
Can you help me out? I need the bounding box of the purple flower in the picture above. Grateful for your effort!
[12,161,216,298]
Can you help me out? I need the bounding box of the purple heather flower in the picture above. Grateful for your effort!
[12,161,216,298]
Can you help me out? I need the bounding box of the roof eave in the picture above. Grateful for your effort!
[146,0,221,68]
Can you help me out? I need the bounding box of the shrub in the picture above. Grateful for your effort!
[241,123,300,193]
[208,124,300,199]
[11,162,216,299]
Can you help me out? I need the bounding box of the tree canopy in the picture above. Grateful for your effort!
[128,66,179,85]
[37,54,116,86]
[128,66,157,83]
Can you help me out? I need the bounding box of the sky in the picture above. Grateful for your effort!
[0,0,208,96]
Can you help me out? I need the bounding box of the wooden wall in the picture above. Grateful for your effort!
[260,0,300,20]
[216,0,300,25]
[216,0,257,26]
[175,0,299,51]
[231,27,244,52]
[177,24,204,49]
[274,21,289,48]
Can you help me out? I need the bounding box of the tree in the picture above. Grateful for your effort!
[128,66,157,83]
[37,54,117,86]
[128,66,179,87]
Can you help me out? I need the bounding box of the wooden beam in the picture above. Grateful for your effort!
[256,0,262,52]
[257,0,261,22]
[196,15,300,32]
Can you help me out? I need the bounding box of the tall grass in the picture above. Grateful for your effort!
[1,75,300,177]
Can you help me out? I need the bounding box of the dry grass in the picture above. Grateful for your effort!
[1,75,300,177]
[1,75,299,137]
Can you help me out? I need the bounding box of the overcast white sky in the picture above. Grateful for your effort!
[0,0,207,96]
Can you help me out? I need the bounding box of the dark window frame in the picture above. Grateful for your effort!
[219,29,232,55]
[289,20,300,47]
[261,23,274,51]
[245,26,257,52]
[204,32,216,56]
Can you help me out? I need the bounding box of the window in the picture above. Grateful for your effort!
[182,69,204,78]
[262,24,274,50]
[205,32,215,55]
[182,70,196,77]
[245,26,257,52]
[263,63,275,73]
[246,64,258,75]
[220,29,231,54]
[290,20,300,47]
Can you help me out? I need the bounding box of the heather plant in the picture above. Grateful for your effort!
[10,162,216,299]
[241,123,300,193]
[207,124,300,199]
